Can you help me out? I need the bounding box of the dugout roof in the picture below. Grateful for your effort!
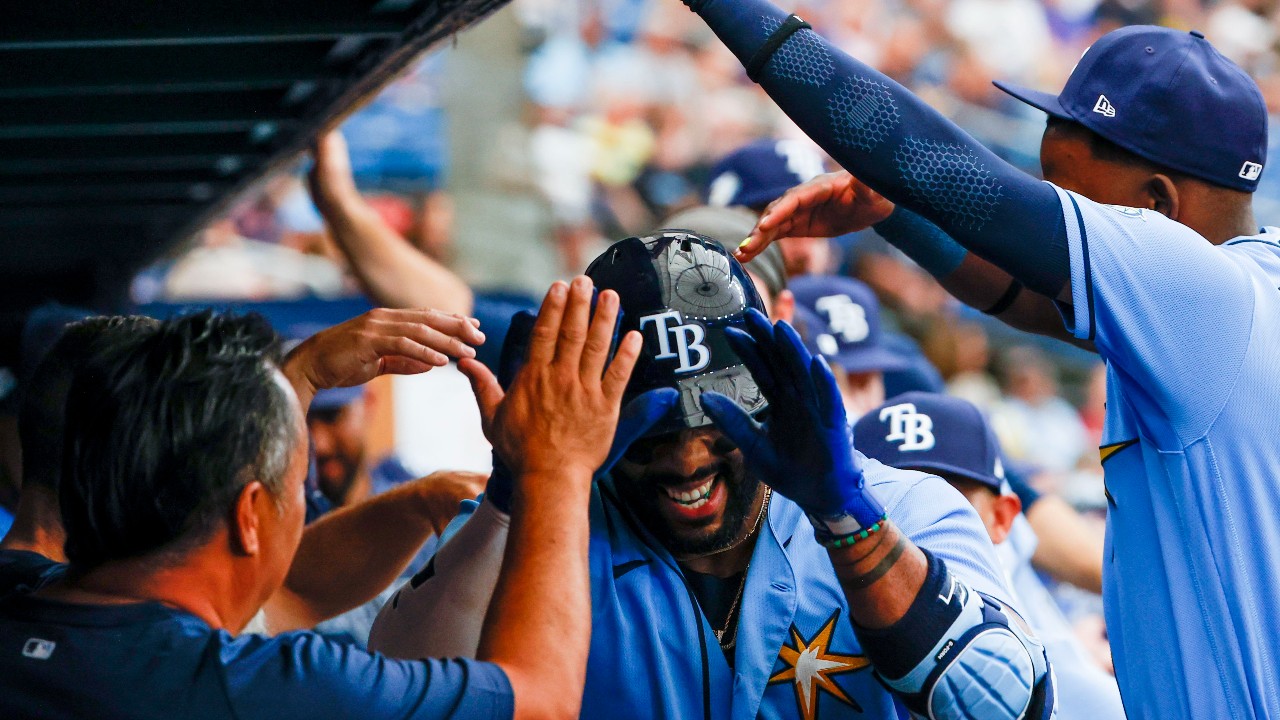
[0,0,506,320]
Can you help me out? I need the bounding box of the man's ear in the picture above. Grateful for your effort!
[988,492,1023,545]
[232,481,269,557]
[1146,173,1180,221]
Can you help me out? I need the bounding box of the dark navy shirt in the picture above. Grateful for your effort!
[0,549,66,598]
[0,595,513,720]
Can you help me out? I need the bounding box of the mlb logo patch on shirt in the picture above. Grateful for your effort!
[22,638,55,660]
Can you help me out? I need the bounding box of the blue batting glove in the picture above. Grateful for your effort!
[484,388,678,514]
[700,308,885,538]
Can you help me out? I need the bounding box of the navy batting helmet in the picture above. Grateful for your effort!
[585,230,768,436]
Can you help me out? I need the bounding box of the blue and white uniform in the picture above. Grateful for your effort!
[677,0,1280,712]
[1056,196,1280,718]
[376,458,1029,720]
[998,517,1124,720]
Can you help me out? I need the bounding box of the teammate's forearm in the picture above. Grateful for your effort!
[826,522,929,629]
[478,469,592,720]
[1028,495,1105,594]
[321,194,474,316]
[267,481,437,631]
[873,207,1081,342]
[684,0,1070,297]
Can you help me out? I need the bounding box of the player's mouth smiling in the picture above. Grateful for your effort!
[656,474,727,521]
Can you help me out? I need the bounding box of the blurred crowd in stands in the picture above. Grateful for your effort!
[104,0,1280,673]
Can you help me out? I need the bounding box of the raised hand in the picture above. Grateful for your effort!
[736,170,895,263]
[410,470,490,536]
[283,307,485,408]
[459,277,649,485]
[700,308,885,539]
[308,130,359,217]
[479,306,676,512]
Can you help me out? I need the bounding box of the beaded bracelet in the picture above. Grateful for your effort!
[822,513,889,549]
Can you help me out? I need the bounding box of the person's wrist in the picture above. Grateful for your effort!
[280,346,320,405]
[511,464,595,507]
[519,459,598,480]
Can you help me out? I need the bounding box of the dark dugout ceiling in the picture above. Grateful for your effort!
[0,0,509,315]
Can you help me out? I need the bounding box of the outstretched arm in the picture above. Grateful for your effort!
[264,471,485,632]
[684,0,1072,301]
[309,131,474,316]
[459,277,651,720]
[750,170,1087,347]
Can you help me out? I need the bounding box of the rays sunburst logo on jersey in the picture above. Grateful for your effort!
[768,609,871,719]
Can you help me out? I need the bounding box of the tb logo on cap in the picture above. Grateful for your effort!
[815,294,869,343]
[640,310,711,374]
[880,402,935,451]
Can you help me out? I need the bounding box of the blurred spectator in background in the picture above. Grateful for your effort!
[854,393,1126,719]
[309,132,474,317]
[925,318,1003,411]
[990,345,1089,474]
[706,138,832,275]
[790,274,942,417]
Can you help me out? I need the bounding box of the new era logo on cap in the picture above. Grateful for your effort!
[1240,161,1263,181]
[996,27,1268,192]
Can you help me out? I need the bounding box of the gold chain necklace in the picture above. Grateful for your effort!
[707,487,772,648]
[714,562,750,646]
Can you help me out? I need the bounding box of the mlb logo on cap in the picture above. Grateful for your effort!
[994,26,1269,192]
[853,392,1005,492]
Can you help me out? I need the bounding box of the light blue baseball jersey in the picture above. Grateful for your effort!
[1053,183,1280,718]
[582,457,1020,720]
[998,517,1124,720]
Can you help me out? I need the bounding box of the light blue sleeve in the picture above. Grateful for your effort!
[1052,184,1255,440]
[866,460,1013,605]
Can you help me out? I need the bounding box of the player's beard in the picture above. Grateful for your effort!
[613,456,767,557]
[316,448,365,506]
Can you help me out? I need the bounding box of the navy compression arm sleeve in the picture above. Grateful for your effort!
[684,0,1070,297]
[873,207,969,279]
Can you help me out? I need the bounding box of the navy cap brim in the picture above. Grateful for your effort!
[993,81,1073,121]
[831,347,911,374]
[902,460,1003,493]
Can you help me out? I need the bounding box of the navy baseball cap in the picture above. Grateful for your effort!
[705,138,826,209]
[309,385,365,412]
[854,391,1005,492]
[788,274,908,374]
[995,25,1267,192]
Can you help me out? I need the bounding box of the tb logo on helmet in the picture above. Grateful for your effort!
[879,402,935,451]
[815,294,869,343]
[640,310,711,374]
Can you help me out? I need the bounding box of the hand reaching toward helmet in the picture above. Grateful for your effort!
[736,170,895,263]
[284,307,486,410]
[700,308,885,538]
[460,277,648,486]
